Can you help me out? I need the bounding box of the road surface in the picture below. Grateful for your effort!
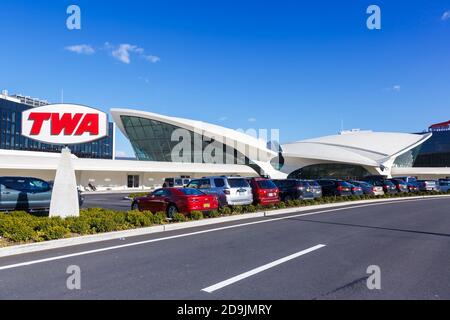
[1,197,450,299]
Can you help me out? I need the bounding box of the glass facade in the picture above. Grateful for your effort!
[393,145,423,168]
[121,115,254,166]
[288,163,372,180]
[0,97,114,159]
[413,131,450,167]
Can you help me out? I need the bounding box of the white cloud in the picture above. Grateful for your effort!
[111,43,160,64]
[392,85,401,92]
[112,44,141,64]
[143,55,161,63]
[248,117,257,122]
[442,11,450,21]
[218,116,228,121]
[65,44,95,55]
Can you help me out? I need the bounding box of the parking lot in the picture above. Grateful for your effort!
[81,192,134,211]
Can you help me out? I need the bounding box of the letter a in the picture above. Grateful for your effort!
[366,5,381,30]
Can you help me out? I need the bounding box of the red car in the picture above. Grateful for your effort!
[131,188,219,217]
[247,178,280,206]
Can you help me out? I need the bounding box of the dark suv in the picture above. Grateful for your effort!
[272,179,315,201]
[316,180,352,197]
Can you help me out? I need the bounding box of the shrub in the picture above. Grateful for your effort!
[244,205,257,213]
[172,213,187,222]
[231,206,244,215]
[206,210,220,218]
[190,211,204,220]
[126,210,153,227]
[276,202,286,209]
[0,214,38,242]
[152,212,167,224]
[220,207,232,215]
[65,217,92,235]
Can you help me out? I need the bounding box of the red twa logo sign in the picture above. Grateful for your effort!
[22,104,108,145]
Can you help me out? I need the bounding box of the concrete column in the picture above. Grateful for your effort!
[49,147,80,218]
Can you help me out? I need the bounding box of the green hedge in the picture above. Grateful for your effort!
[0,191,448,245]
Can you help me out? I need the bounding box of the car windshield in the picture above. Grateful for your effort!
[228,178,250,188]
[384,181,395,186]
[256,180,277,189]
[181,188,205,196]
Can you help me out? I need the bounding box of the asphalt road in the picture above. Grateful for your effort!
[81,192,134,211]
[1,197,450,299]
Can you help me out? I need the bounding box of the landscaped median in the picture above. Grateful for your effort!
[1,191,449,251]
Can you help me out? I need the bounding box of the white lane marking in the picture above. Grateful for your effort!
[202,244,326,293]
[0,197,443,271]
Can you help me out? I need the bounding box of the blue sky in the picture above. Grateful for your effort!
[1,0,449,157]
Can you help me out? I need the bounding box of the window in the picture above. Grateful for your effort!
[228,178,250,188]
[27,179,51,192]
[182,188,205,196]
[256,180,277,189]
[214,179,225,188]
[153,189,171,197]
[188,179,211,189]
[288,164,372,180]
[127,175,140,188]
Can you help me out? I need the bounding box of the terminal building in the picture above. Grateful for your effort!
[0,90,449,191]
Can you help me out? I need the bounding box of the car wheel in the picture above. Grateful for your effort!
[131,202,139,211]
[167,205,178,219]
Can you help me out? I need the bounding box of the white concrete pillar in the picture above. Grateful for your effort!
[49,147,80,218]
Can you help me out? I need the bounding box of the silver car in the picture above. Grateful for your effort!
[438,179,450,192]
[187,176,253,206]
[0,177,52,212]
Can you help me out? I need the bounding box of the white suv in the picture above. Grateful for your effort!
[187,176,253,207]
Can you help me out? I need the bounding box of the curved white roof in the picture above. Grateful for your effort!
[282,131,432,167]
[110,108,277,162]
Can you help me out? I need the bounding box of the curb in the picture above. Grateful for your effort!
[1,194,449,258]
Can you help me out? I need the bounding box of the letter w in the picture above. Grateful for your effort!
[51,113,83,135]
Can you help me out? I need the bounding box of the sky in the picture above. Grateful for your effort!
[0,0,449,157]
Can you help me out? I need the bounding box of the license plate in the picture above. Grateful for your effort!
[204,203,210,208]
[268,193,274,197]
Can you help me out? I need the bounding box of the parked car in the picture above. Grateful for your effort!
[247,177,280,206]
[131,187,219,218]
[0,176,84,212]
[347,182,364,196]
[416,180,439,192]
[363,177,398,194]
[187,176,253,206]
[349,181,384,196]
[438,179,450,193]
[316,180,352,197]
[388,178,409,193]
[405,182,419,193]
[305,180,323,199]
[272,179,314,201]
[162,177,191,188]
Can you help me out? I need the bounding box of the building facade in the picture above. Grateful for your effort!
[0,92,114,159]
[413,121,450,168]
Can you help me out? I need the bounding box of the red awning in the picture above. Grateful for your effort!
[429,120,450,129]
